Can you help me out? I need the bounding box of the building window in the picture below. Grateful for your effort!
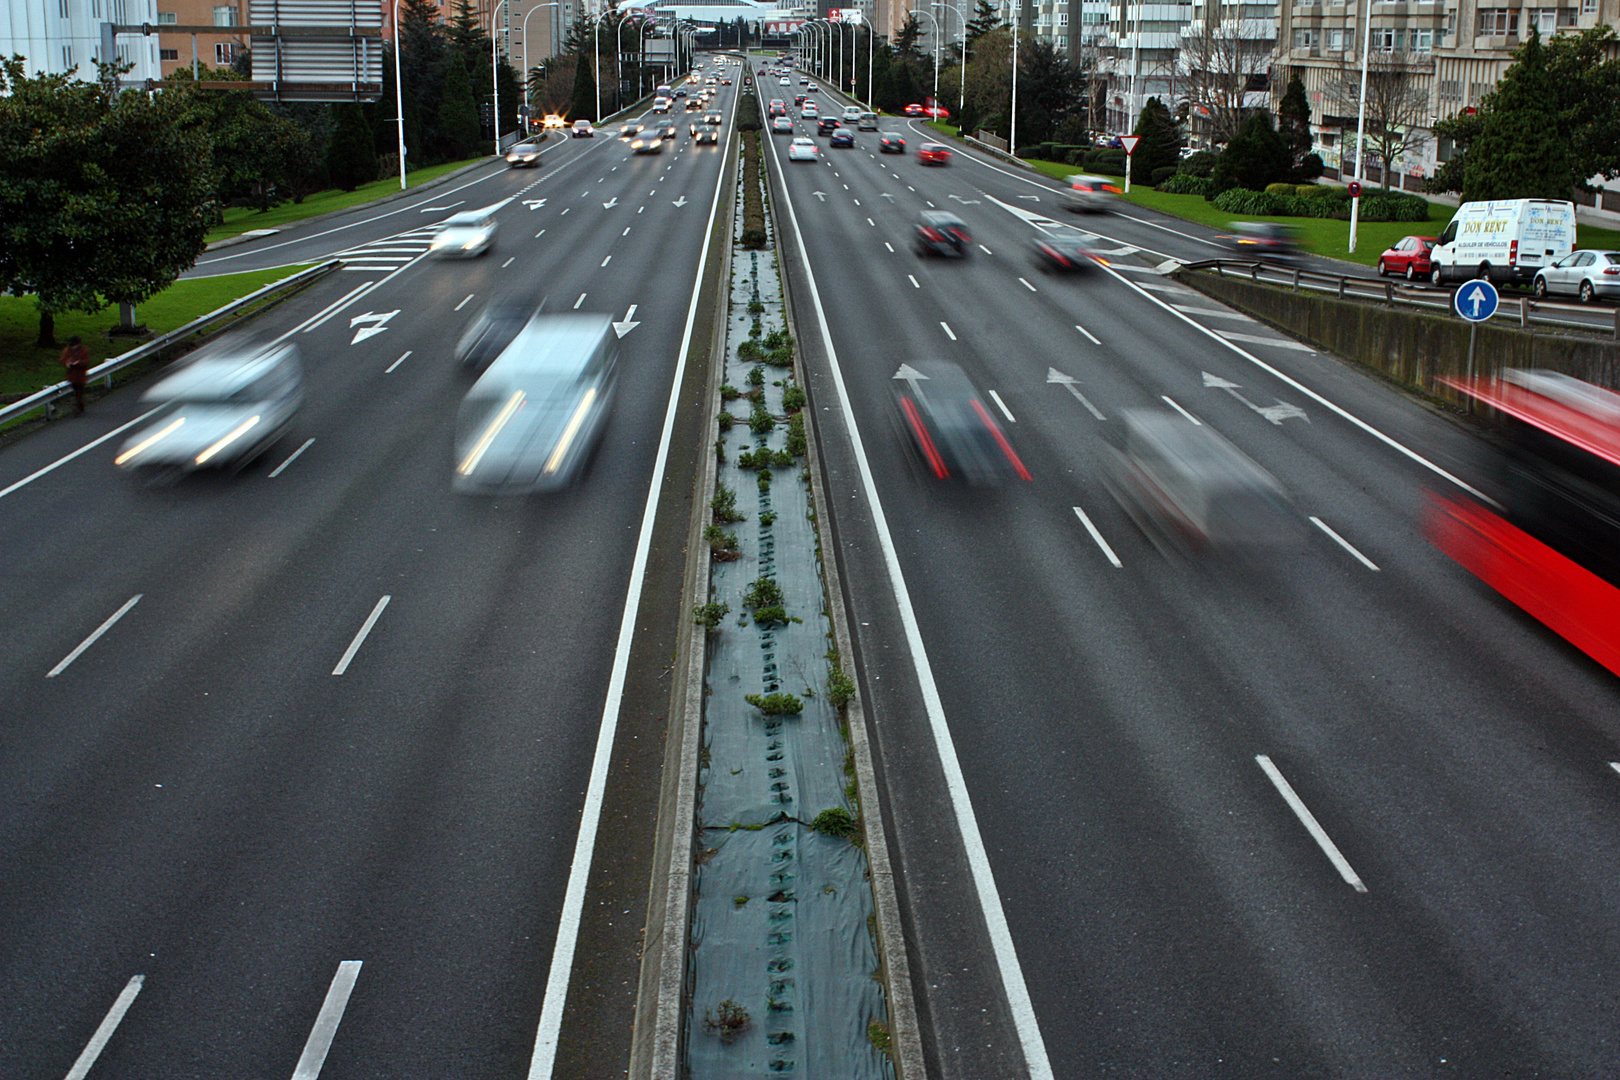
[1469,80,1490,101]
[1293,27,1318,46]
[1372,25,1398,48]
[1410,27,1433,49]
[158,10,176,22]
[1559,6,1579,24]
[1529,8,1556,32]
[1438,78,1461,100]
[1059,11,1068,22]
[1326,26,1345,49]
[1583,0,1596,11]
[213,5,236,26]
[216,42,236,63]
[160,47,179,59]
[59,0,69,16]
[1476,7,1518,33]
[63,45,73,69]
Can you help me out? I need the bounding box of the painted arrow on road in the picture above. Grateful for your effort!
[1202,371,1309,424]
[672,195,689,207]
[812,191,827,201]
[878,192,895,201]
[349,310,399,344]
[1047,368,1105,419]
[523,198,547,210]
[893,362,931,402]
[418,202,464,213]
[1016,194,1041,201]
[613,304,640,338]
[947,194,982,205]
[603,196,619,209]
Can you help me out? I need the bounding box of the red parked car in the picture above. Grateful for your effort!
[1377,235,1439,280]
[917,142,952,165]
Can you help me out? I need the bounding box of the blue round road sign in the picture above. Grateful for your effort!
[1454,278,1500,323]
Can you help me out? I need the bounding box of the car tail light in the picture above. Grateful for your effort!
[1103,184,1122,194]
[1605,266,1620,275]
[1509,240,1518,266]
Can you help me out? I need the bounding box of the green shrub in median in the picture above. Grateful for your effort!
[1157,173,1217,196]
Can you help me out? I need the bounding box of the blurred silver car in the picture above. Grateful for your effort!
[455,297,532,371]
[453,314,618,494]
[1061,174,1120,213]
[505,141,543,167]
[1103,409,1302,553]
[430,211,496,258]
[115,343,302,474]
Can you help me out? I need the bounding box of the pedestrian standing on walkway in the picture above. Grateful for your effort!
[60,335,91,414]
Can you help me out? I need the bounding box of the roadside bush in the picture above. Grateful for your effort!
[736,91,762,132]
[1361,193,1430,222]
[1213,187,1287,215]
[1064,147,1087,166]
[1263,182,1295,195]
[1085,148,1128,176]
[1294,183,1337,199]
[1150,166,1178,186]
[1157,173,1217,196]
[1178,149,1218,177]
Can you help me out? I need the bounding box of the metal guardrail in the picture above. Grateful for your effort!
[1181,258,1620,340]
[0,260,340,430]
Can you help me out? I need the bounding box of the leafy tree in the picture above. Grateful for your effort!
[436,51,481,160]
[398,0,448,163]
[170,66,315,212]
[1542,26,1620,189]
[1015,38,1084,148]
[1424,110,1482,196]
[0,59,213,347]
[958,26,1011,138]
[1131,96,1181,178]
[327,102,379,190]
[1210,110,1288,193]
[1463,28,1571,201]
[964,0,1001,46]
[1276,71,1312,177]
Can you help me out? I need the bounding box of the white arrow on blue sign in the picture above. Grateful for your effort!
[1454,279,1500,323]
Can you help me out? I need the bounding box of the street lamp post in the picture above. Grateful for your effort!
[619,14,636,111]
[522,1,560,106]
[1010,10,1019,152]
[933,0,966,118]
[392,0,406,188]
[1348,0,1390,253]
[493,0,506,157]
[595,13,606,121]
[915,8,940,119]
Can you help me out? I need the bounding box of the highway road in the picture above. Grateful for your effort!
[769,65,1620,1080]
[0,74,737,1080]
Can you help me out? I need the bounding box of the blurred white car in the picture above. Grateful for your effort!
[115,343,303,474]
[787,137,818,161]
[431,211,496,258]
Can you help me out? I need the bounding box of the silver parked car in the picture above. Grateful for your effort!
[115,343,303,474]
[1533,249,1620,303]
[430,211,497,258]
[452,314,618,494]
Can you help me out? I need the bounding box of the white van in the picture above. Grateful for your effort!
[1428,199,1576,286]
[842,105,864,124]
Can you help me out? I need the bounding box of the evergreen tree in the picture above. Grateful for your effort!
[894,14,925,59]
[1211,110,1288,192]
[1016,38,1083,147]
[327,102,379,190]
[436,52,481,160]
[1276,72,1312,176]
[397,0,447,162]
[568,41,597,121]
[1464,29,1571,200]
[1131,96,1180,177]
[964,0,1001,46]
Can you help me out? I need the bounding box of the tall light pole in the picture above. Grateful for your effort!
[1348,0,1390,253]
[392,0,407,188]
[934,0,966,118]
[522,2,560,99]
[619,13,637,111]
[595,13,606,121]
[493,0,506,156]
[915,8,940,117]
[1010,9,1019,151]
[1127,0,1142,132]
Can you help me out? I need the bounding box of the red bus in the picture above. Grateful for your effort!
[1426,369,1620,677]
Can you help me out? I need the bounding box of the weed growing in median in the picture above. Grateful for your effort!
[736,447,793,469]
[705,524,740,560]
[738,339,764,361]
[746,364,765,386]
[868,1021,891,1051]
[757,470,771,494]
[810,806,860,841]
[749,402,775,435]
[712,483,746,523]
[693,601,731,630]
[759,510,777,527]
[781,384,807,412]
[743,577,784,608]
[785,414,806,457]
[720,383,743,401]
[718,411,734,432]
[745,692,803,715]
[704,999,752,1044]
[827,667,856,709]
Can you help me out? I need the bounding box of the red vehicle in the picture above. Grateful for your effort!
[1377,235,1439,280]
[903,103,926,117]
[1426,369,1620,677]
[916,142,952,165]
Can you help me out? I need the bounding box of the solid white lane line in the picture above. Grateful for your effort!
[908,275,920,288]
[294,281,376,334]
[560,207,570,215]
[1019,277,1037,292]
[502,257,515,268]
[48,595,142,678]
[1161,396,1203,426]
[768,132,1056,1080]
[384,351,413,374]
[454,294,475,311]
[978,244,992,255]
[1074,323,1100,344]
[940,321,956,341]
[527,95,733,1080]
[1072,506,1123,569]
[884,242,894,252]
[1611,762,1620,777]
[331,596,390,676]
[1255,755,1368,893]
[601,255,612,267]
[63,975,144,1080]
[289,960,363,1080]
[268,438,316,476]
[573,293,586,309]
[0,406,163,501]
[1310,516,1380,571]
[988,390,1016,422]
[535,229,546,238]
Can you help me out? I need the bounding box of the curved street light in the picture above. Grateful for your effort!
[522,1,560,109]
[933,0,967,117]
[493,0,507,157]
[392,0,406,188]
[914,7,941,120]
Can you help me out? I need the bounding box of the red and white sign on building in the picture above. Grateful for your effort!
[831,7,865,22]
[765,18,806,33]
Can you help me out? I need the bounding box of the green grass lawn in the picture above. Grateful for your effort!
[0,265,315,399]
[205,157,489,243]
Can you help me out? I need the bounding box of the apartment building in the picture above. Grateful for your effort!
[152,0,248,75]
[0,0,163,80]
[1096,0,1194,130]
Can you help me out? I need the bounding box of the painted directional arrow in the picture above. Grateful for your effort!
[1016,194,1041,201]
[892,362,931,402]
[878,192,895,201]
[1202,371,1308,424]
[602,196,619,209]
[523,198,547,210]
[349,309,399,344]
[613,303,640,338]
[672,195,689,207]
[1047,368,1105,419]
[418,201,464,213]
[947,194,982,205]
[812,191,827,201]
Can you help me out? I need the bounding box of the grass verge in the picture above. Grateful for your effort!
[204,157,490,243]
[0,264,316,399]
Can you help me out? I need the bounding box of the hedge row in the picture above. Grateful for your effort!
[1210,186,1430,222]
[740,130,767,248]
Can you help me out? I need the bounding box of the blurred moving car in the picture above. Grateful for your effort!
[771,115,794,134]
[703,111,723,125]
[652,97,671,113]
[619,123,644,139]
[801,102,819,118]
[691,123,720,144]
[1533,249,1620,302]
[916,142,952,165]
[686,97,703,111]
[542,113,566,129]
[879,132,906,153]
[903,103,926,117]
[1217,222,1302,263]
[658,122,679,140]
[787,136,819,161]
[914,210,971,258]
[892,361,1030,484]
[431,211,497,258]
[505,141,543,167]
[629,131,665,153]
[1377,235,1437,279]
[816,116,841,136]
[1061,174,1120,213]
[829,128,855,149]
[1102,409,1302,554]
[571,119,594,137]
[1032,232,1104,273]
[767,99,787,116]
[115,343,303,475]
[857,111,878,130]
[455,297,531,372]
[794,93,807,107]
[453,313,618,495]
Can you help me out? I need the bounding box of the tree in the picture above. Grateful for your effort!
[0,59,214,347]
[1015,38,1085,148]
[436,52,481,160]
[398,0,448,163]
[568,40,597,122]
[1424,110,1483,196]
[1542,26,1620,190]
[170,66,315,212]
[958,26,1011,139]
[1132,97,1181,177]
[1326,50,1430,189]
[964,0,1001,46]
[1211,109,1288,192]
[1177,17,1271,148]
[1463,28,1571,201]
[327,103,379,190]
[894,14,925,60]
[1276,71,1312,176]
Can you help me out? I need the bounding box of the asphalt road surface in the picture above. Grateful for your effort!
[1,75,736,1080]
[773,64,1620,1080]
